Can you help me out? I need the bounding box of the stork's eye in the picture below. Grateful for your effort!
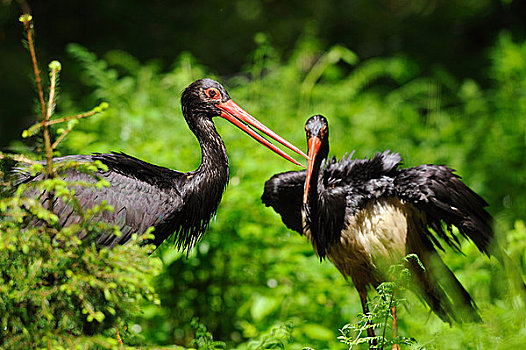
[205,88,221,101]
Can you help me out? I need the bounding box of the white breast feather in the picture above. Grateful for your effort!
[348,197,409,266]
[302,197,422,286]
[302,197,410,258]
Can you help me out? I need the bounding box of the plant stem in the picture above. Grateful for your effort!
[23,107,103,139]
[21,14,56,214]
[51,128,71,150]
[380,291,395,350]
[22,14,54,179]
[46,109,99,126]
[22,17,46,123]
[44,65,59,176]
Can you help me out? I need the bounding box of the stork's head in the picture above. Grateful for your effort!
[305,115,329,145]
[181,79,308,166]
[304,115,330,203]
[181,79,230,117]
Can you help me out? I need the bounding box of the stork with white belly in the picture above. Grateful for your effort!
[262,115,493,347]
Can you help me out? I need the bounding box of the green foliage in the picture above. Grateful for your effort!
[0,26,162,348]
[4,16,525,349]
[0,156,162,350]
[190,318,226,350]
[337,257,418,349]
[240,322,294,350]
[454,32,526,223]
[50,32,526,349]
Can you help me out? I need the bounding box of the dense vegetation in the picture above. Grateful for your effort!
[1,3,525,349]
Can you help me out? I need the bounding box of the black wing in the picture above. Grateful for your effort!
[261,151,402,240]
[17,153,184,248]
[261,170,306,234]
[323,150,401,188]
[394,164,493,254]
[321,151,401,215]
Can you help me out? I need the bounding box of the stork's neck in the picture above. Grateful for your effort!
[191,116,230,185]
[303,163,326,259]
[305,162,323,230]
[160,113,229,251]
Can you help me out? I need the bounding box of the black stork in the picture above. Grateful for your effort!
[262,115,493,342]
[16,78,308,251]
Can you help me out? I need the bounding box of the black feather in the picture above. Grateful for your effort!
[394,164,493,255]
[262,115,494,324]
[262,170,305,234]
[11,79,252,252]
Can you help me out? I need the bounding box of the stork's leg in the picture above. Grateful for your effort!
[391,305,400,350]
[359,290,377,348]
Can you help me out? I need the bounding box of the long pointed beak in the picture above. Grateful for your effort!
[303,136,322,203]
[217,99,309,167]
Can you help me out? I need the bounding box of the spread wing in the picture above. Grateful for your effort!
[261,170,306,234]
[394,164,493,254]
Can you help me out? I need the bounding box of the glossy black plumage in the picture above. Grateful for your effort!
[16,152,190,248]
[262,115,494,323]
[16,79,307,252]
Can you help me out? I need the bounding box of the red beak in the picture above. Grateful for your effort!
[303,136,322,203]
[217,99,308,167]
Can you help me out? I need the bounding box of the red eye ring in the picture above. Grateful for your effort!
[205,88,221,101]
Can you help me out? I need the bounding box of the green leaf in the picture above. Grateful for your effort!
[250,295,280,321]
[301,324,334,341]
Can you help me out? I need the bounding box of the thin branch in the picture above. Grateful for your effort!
[46,109,99,126]
[20,15,46,121]
[43,62,60,176]
[46,65,59,123]
[51,128,72,150]
[23,104,108,139]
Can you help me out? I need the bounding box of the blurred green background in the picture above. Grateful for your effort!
[1,1,525,349]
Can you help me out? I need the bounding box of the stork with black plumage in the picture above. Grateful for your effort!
[262,115,494,344]
[15,79,308,251]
